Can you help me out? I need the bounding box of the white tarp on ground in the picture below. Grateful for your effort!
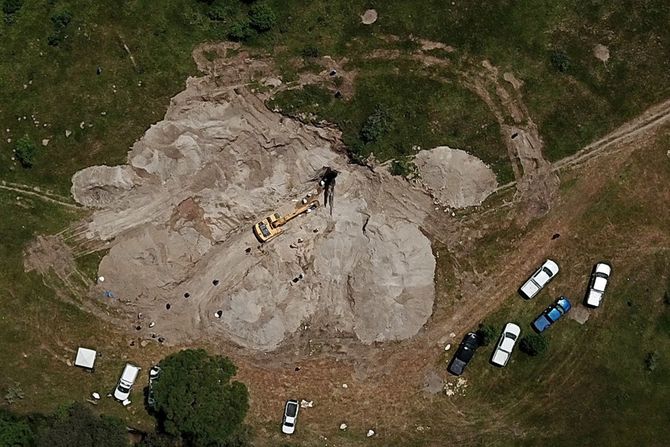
[74,347,97,369]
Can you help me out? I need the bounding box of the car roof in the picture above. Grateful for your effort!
[557,297,572,311]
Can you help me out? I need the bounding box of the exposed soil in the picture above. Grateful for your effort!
[63,44,505,352]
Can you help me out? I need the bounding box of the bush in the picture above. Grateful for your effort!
[519,333,548,356]
[228,18,254,41]
[14,135,37,168]
[50,10,72,30]
[550,50,570,73]
[2,0,22,15]
[0,409,34,447]
[645,351,659,372]
[476,324,497,347]
[249,2,276,32]
[360,105,391,144]
[300,45,320,58]
[206,3,233,22]
[390,159,418,178]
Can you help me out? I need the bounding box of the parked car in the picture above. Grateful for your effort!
[491,323,521,367]
[281,399,300,435]
[532,297,572,332]
[448,332,480,376]
[585,262,612,307]
[113,363,141,401]
[519,259,560,299]
[147,365,161,408]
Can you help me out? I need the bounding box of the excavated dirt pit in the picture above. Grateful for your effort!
[68,45,498,352]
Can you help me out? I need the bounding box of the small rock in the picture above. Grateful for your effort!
[149,321,155,328]
[444,343,451,351]
[42,139,49,146]
[65,130,72,138]
[6,138,11,143]
[449,332,456,338]
[342,383,348,389]
[367,429,375,437]
[66,359,72,366]
[79,121,85,129]
[100,111,107,116]
[340,423,347,430]
[122,399,131,407]
[300,399,314,408]
[92,392,101,400]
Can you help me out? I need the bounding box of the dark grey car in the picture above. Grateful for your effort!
[448,332,480,376]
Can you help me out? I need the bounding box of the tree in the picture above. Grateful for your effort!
[0,409,34,447]
[475,323,497,347]
[248,2,276,32]
[519,333,548,356]
[36,402,128,447]
[14,135,37,168]
[153,349,249,447]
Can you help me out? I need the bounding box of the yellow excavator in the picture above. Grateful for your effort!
[253,195,320,243]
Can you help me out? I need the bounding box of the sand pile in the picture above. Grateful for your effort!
[68,45,494,351]
[414,146,498,208]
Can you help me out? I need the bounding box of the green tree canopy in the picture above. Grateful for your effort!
[248,2,276,32]
[36,402,128,447]
[0,409,35,447]
[153,349,249,446]
[519,333,548,357]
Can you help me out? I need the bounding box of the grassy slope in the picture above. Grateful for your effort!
[418,134,670,446]
[265,0,670,164]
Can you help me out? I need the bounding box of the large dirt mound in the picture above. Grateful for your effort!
[69,45,496,351]
[414,146,498,208]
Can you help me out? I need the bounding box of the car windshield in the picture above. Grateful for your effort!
[547,308,562,321]
[118,385,130,393]
[542,267,554,277]
[286,403,298,417]
[285,422,294,427]
[458,345,475,362]
[506,332,517,340]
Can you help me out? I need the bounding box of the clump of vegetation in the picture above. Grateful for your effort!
[476,323,498,347]
[228,18,254,41]
[2,0,22,23]
[360,105,392,144]
[301,45,320,58]
[3,383,24,404]
[249,1,276,32]
[645,351,659,372]
[153,349,249,446]
[390,158,418,178]
[50,10,72,30]
[550,50,571,73]
[14,136,37,168]
[519,333,548,356]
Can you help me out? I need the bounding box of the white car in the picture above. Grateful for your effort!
[113,363,141,402]
[491,323,521,367]
[585,262,612,307]
[519,259,559,299]
[281,399,299,435]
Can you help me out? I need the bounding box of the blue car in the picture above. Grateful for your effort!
[532,297,572,332]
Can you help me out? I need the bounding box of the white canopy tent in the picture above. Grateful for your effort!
[74,347,97,370]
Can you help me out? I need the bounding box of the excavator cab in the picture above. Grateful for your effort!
[253,213,281,242]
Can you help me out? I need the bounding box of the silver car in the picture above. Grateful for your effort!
[491,323,521,367]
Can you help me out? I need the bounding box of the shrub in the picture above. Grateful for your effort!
[476,324,497,347]
[360,105,391,144]
[300,45,320,58]
[390,159,418,178]
[645,351,659,372]
[2,0,22,15]
[519,333,548,356]
[550,50,570,73]
[228,18,254,41]
[50,10,72,30]
[14,136,37,168]
[249,2,276,32]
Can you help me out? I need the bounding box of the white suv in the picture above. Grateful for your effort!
[113,363,140,402]
[491,323,521,367]
[519,259,559,299]
[585,262,612,307]
[281,400,299,434]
